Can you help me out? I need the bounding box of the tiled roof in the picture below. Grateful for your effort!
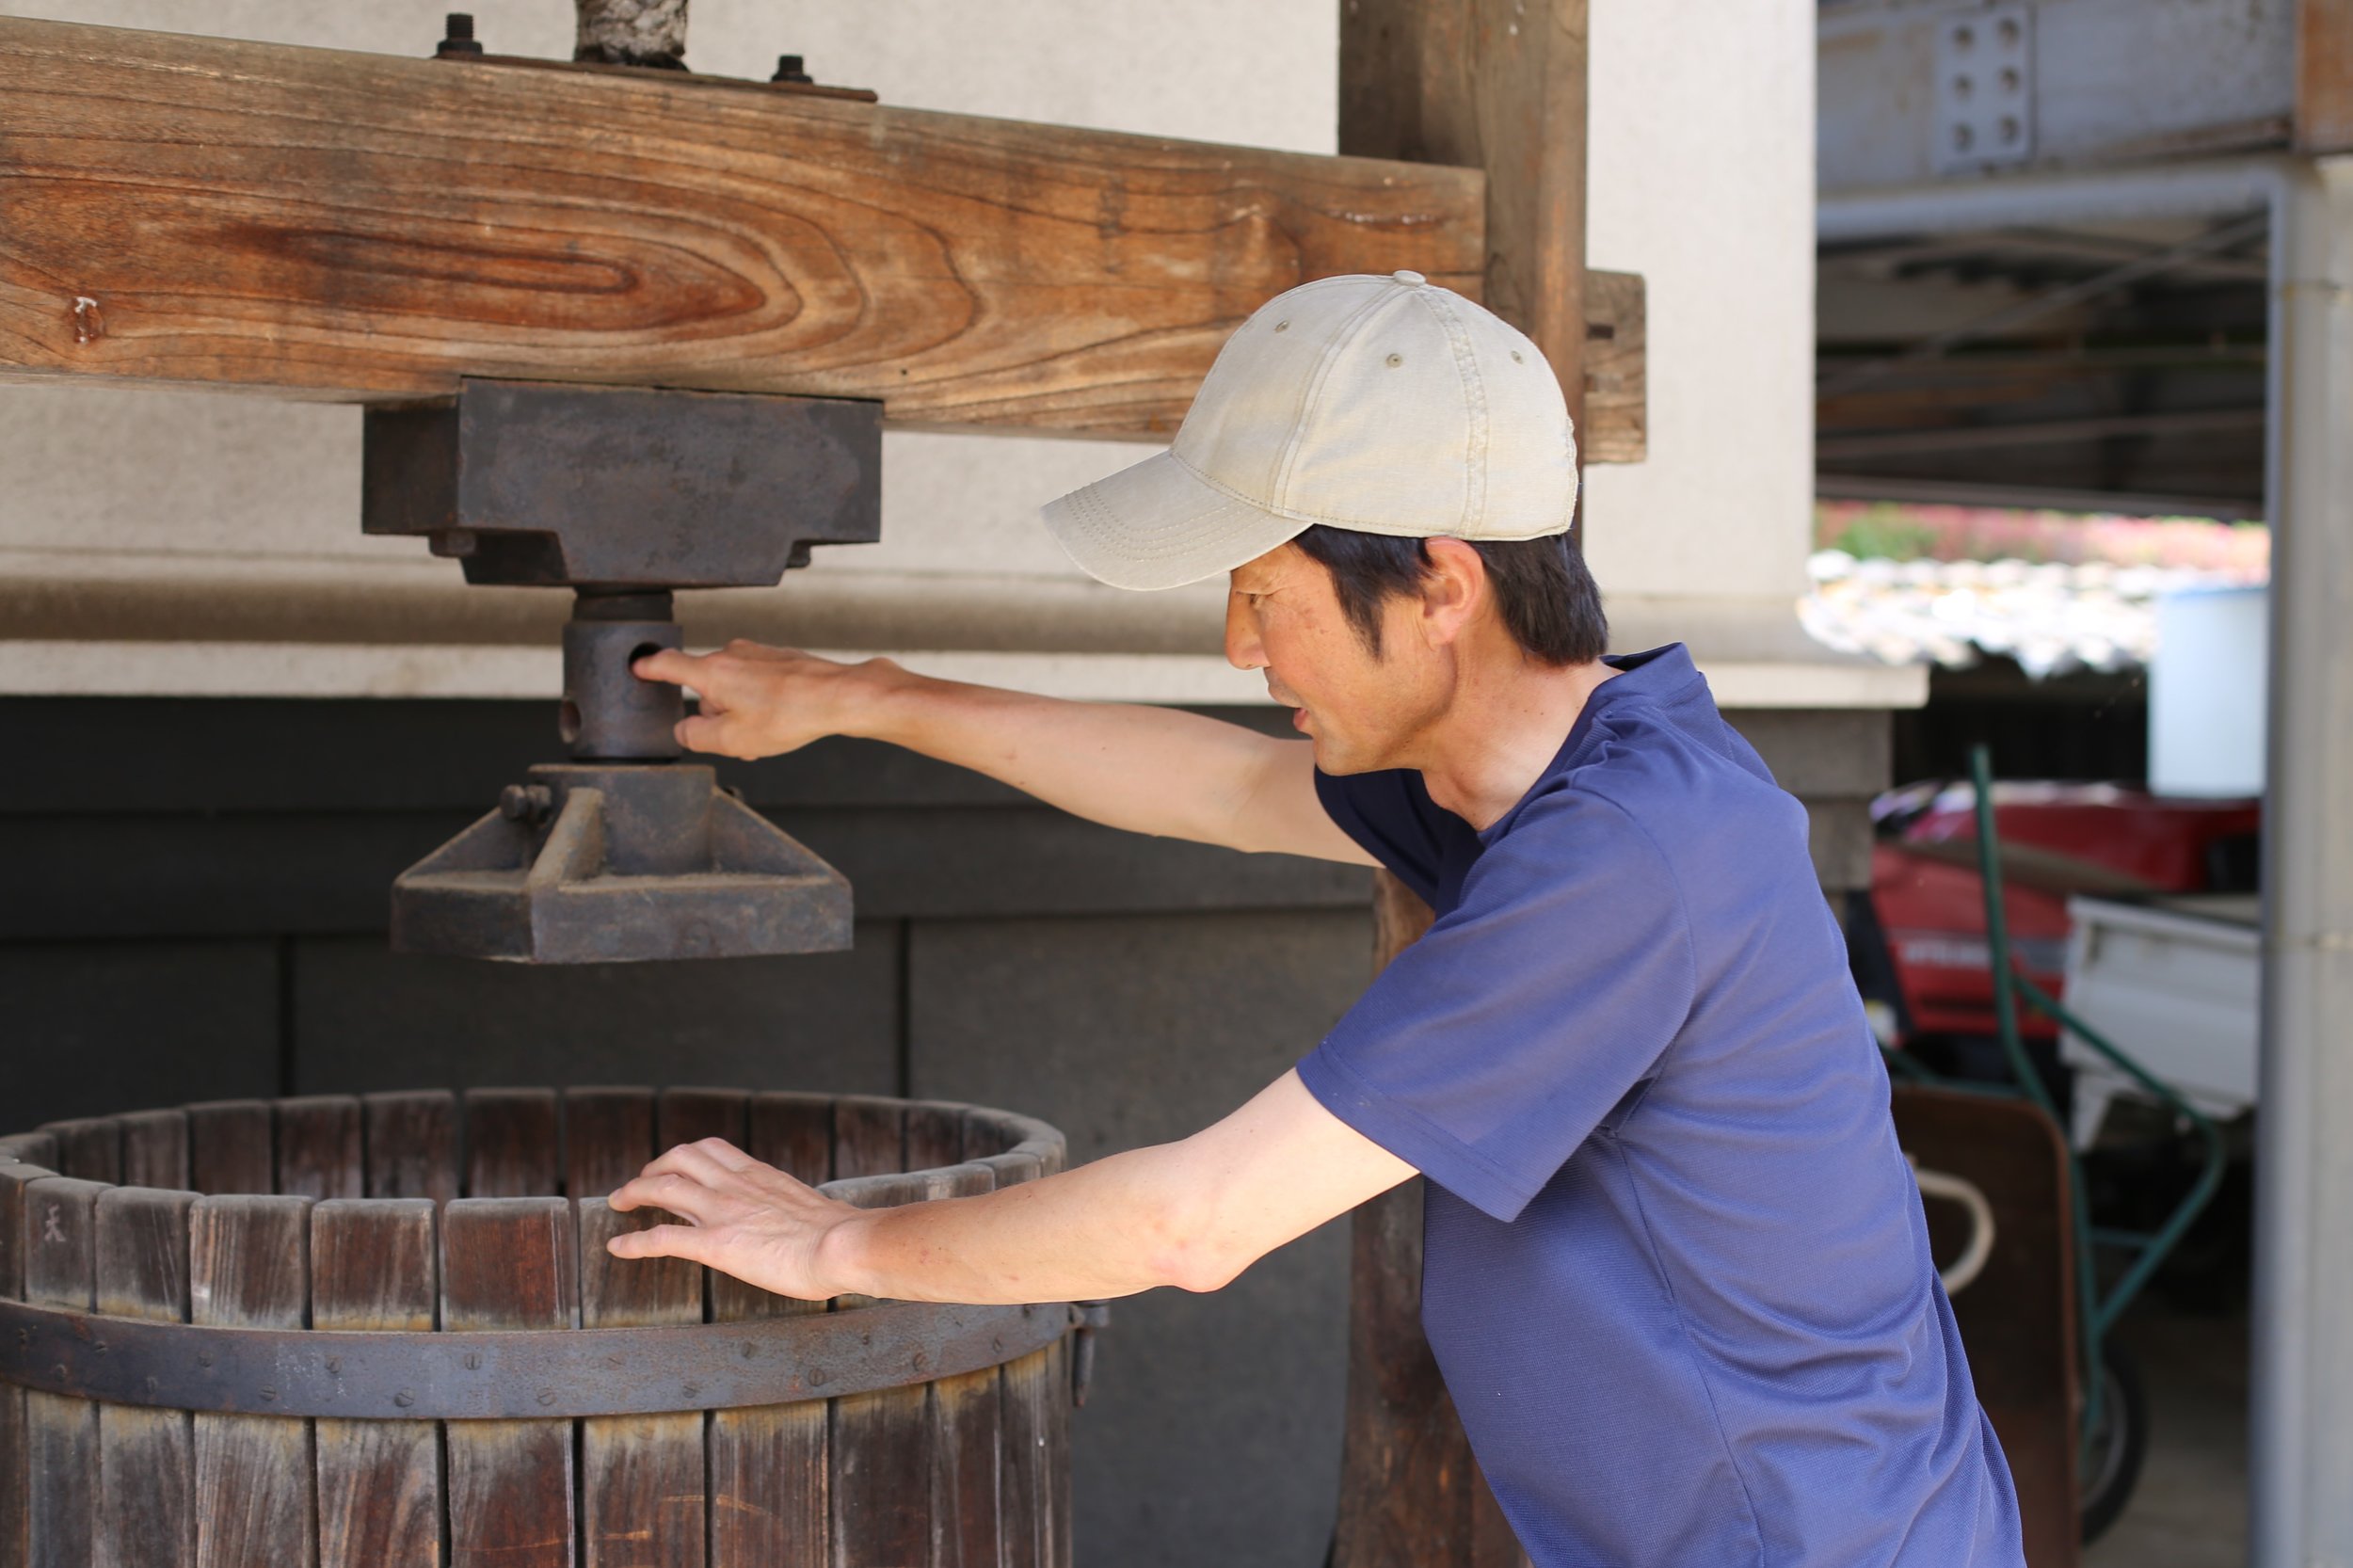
[1797,551,2262,678]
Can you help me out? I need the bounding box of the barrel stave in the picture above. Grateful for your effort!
[275,1098,364,1201]
[560,1088,656,1202]
[190,1193,317,1568]
[185,1103,273,1197]
[361,1093,460,1207]
[119,1110,192,1192]
[96,1186,199,1568]
[578,1199,705,1568]
[442,1197,577,1568]
[709,1096,831,1568]
[312,1198,440,1568]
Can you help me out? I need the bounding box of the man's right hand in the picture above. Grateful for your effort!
[632,637,1373,866]
[633,642,899,760]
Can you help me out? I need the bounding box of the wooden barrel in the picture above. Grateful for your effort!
[0,1087,1082,1568]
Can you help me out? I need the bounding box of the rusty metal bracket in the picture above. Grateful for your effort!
[1070,1300,1112,1407]
[0,1296,1078,1420]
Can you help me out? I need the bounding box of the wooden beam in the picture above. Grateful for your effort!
[2298,0,2353,152]
[0,19,1483,438]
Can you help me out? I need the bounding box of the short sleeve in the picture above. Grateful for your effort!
[1314,768,1457,906]
[1297,789,1696,1222]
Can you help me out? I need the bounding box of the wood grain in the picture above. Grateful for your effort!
[923,1163,1000,1568]
[2300,0,2353,152]
[32,1122,116,1187]
[828,1099,905,1183]
[190,1194,317,1568]
[655,1087,748,1156]
[186,1101,275,1197]
[1341,0,1590,441]
[1579,270,1646,466]
[902,1104,968,1177]
[463,1089,560,1199]
[993,1149,1061,1568]
[312,1199,441,1568]
[23,1176,104,1568]
[275,1096,363,1201]
[0,1150,56,1568]
[709,1096,830,1568]
[95,1187,198,1568]
[362,1092,460,1206]
[562,1087,656,1200]
[744,1095,833,1191]
[119,1108,192,1191]
[441,1198,577,1568]
[577,1199,705,1568]
[0,18,1482,441]
[826,1173,933,1568]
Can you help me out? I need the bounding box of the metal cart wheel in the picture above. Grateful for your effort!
[2079,1330,2151,1543]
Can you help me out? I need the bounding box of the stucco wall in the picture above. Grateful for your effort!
[0,0,1869,701]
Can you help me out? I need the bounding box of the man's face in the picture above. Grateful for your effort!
[1224,544,1446,775]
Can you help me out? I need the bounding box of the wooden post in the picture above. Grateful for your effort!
[1340,0,1592,465]
[1335,7,1593,1560]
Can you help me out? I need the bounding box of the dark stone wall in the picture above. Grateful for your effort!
[0,694,1887,1568]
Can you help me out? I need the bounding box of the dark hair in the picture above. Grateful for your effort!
[1289,525,1608,666]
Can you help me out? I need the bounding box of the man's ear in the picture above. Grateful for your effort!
[1415,537,1487,648]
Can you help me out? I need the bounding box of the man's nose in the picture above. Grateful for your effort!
[1224,598,1266,670]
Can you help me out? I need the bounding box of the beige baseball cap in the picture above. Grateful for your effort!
[1042,271,1578,591]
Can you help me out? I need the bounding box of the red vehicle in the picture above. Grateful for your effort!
[1848,782,2262,1050]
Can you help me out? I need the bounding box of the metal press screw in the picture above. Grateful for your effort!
[439,13,485,58]
[772,54,814,84]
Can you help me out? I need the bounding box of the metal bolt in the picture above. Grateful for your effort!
[772,54,814,84]
[439,13,485,58]
[392,1389,415,1408]
[501,783,555,823]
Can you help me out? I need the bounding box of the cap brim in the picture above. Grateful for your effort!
[1042,451,1310,591]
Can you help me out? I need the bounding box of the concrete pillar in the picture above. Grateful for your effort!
[2251,154,2353,1568]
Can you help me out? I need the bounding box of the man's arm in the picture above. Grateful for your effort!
[633,643,1374,864]
[604,1070,1416,1303]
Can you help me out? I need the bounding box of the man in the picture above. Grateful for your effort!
[615,272,2026,1565]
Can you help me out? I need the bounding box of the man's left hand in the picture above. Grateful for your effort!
[606,1137,856,1301]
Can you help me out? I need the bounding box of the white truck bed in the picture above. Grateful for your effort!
[2060,893,2262,1147]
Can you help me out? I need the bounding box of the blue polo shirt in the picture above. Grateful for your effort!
[1299,645,2024,1568]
